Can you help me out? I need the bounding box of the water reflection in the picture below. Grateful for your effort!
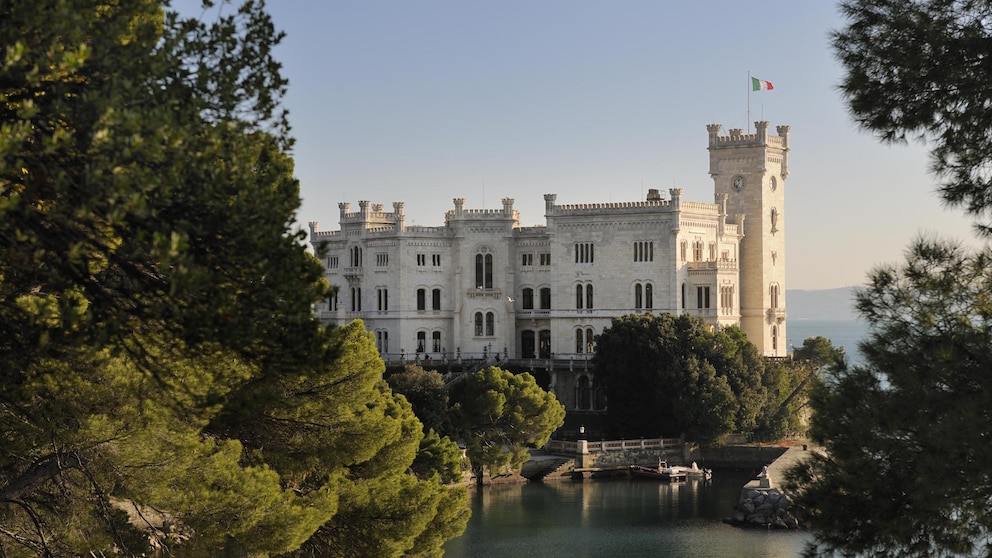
[444,470,810,558]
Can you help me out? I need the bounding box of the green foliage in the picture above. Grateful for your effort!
[450,366,565,483]
[386,364,453,437]
[787,238,992,556]
[0,1,470,555]
[833,0,992,236]
[593,313,771,443]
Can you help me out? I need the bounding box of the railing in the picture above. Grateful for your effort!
[546,437,682,455]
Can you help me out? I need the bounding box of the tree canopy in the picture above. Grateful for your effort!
[449,366,565,484]
[593,313,779,443]
[787,238,992,557]
[0,1,468,555]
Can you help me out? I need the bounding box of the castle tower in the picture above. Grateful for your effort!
[707,122,790,356]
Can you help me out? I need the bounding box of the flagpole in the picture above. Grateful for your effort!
[747,71,751,134]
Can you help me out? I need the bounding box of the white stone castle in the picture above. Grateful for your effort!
[309,122,790,377]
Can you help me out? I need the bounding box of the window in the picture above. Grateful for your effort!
[350,246,363,267]
[417,254,426,266]
[522,288,534,310]
[635,284,643,309]
[697,286,711,309]
[575,330,583,353]
[586,327,594,353]
[432,288,441,311]
[432,253,441,266]
[474,312,483,336]
[475,252,493,289]
[416,331,426,353]
[350,287,362,311]
[377,287,388,311]
[709,243,716,261]
[680,241,688,262]
[376,253,388,266]
[681,283,686,309]
[772,325,779,351]
[575,242,594,263]
[634,282,654,310]
[575,328,595,354]
[328,291,338,311]
[721,285,734,315]
[375,330,388,353]
[540,287,551,310]
[540,253,551,266]
[485,312,495,336]
[416,288,426,311]
[645,283,653,309]
[522,253,533,266]
[328,256,339,269]
[693,241,703,262]
[432,331,442,353]
[769,283,780,308]
[575,284,594,309]
[634,241,654,262]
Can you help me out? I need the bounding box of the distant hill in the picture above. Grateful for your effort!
[786,287,858,321]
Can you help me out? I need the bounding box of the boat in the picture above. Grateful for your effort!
[629,460,688,482]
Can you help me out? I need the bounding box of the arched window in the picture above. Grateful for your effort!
[521,330,536,358]
[474,252,494,289]
[585,327,594,353]
[681,283,686,310]
[771,325,779,351]
[635,283,643,309]
[432,288,441,310]
[474,312,483,336]
[575,329,583,353]
[416,331,426,353]
[485,312,495,336]
[680,240,687,262]
[432,331,442,352]
[416,288,426,311]
[645,283,653,309]
[770,283,780,308]
[575,285,583,309]
[522,288,534,310]
[540,287,551,309]
[351,287,361,311]
[586,285,594,309]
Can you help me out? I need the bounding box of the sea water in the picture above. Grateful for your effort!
[443,470,810,557]
[786,319,869,368]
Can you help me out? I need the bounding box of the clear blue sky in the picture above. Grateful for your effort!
[175,0,979,290]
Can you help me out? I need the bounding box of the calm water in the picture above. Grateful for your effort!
[443,470,810,558]
[787,319,869,367]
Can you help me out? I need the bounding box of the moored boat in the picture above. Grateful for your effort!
[629,460,688,482]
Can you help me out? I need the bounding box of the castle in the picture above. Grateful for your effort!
[309,122,789,409]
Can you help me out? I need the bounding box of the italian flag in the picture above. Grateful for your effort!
[751,77,774,91]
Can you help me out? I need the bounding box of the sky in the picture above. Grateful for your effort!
[175,1,982,290]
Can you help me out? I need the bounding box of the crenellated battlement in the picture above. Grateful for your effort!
[707,121,789,149]
[549,199,672,216]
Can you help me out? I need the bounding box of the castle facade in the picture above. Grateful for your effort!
[309,123,790,376]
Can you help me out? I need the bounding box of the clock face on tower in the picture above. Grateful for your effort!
[732,175,745,191]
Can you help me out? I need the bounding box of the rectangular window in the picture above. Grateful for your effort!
[540,287,551,309]
[417,253,426,266]
[376,253,388,266]
[432,331,442,353]
[540,253,551,266]
[697,286,711,309]
[522,288,534,310]
[376,330,388,353]
[575,243,594,263]
[432,288,441,311]
[377,288,388,311]
[328,256,339,269]
[416,288,426,311]
[522,253,533,266]
[633,241,654,262]
[432,254,441,266]
[416,331,426,353]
